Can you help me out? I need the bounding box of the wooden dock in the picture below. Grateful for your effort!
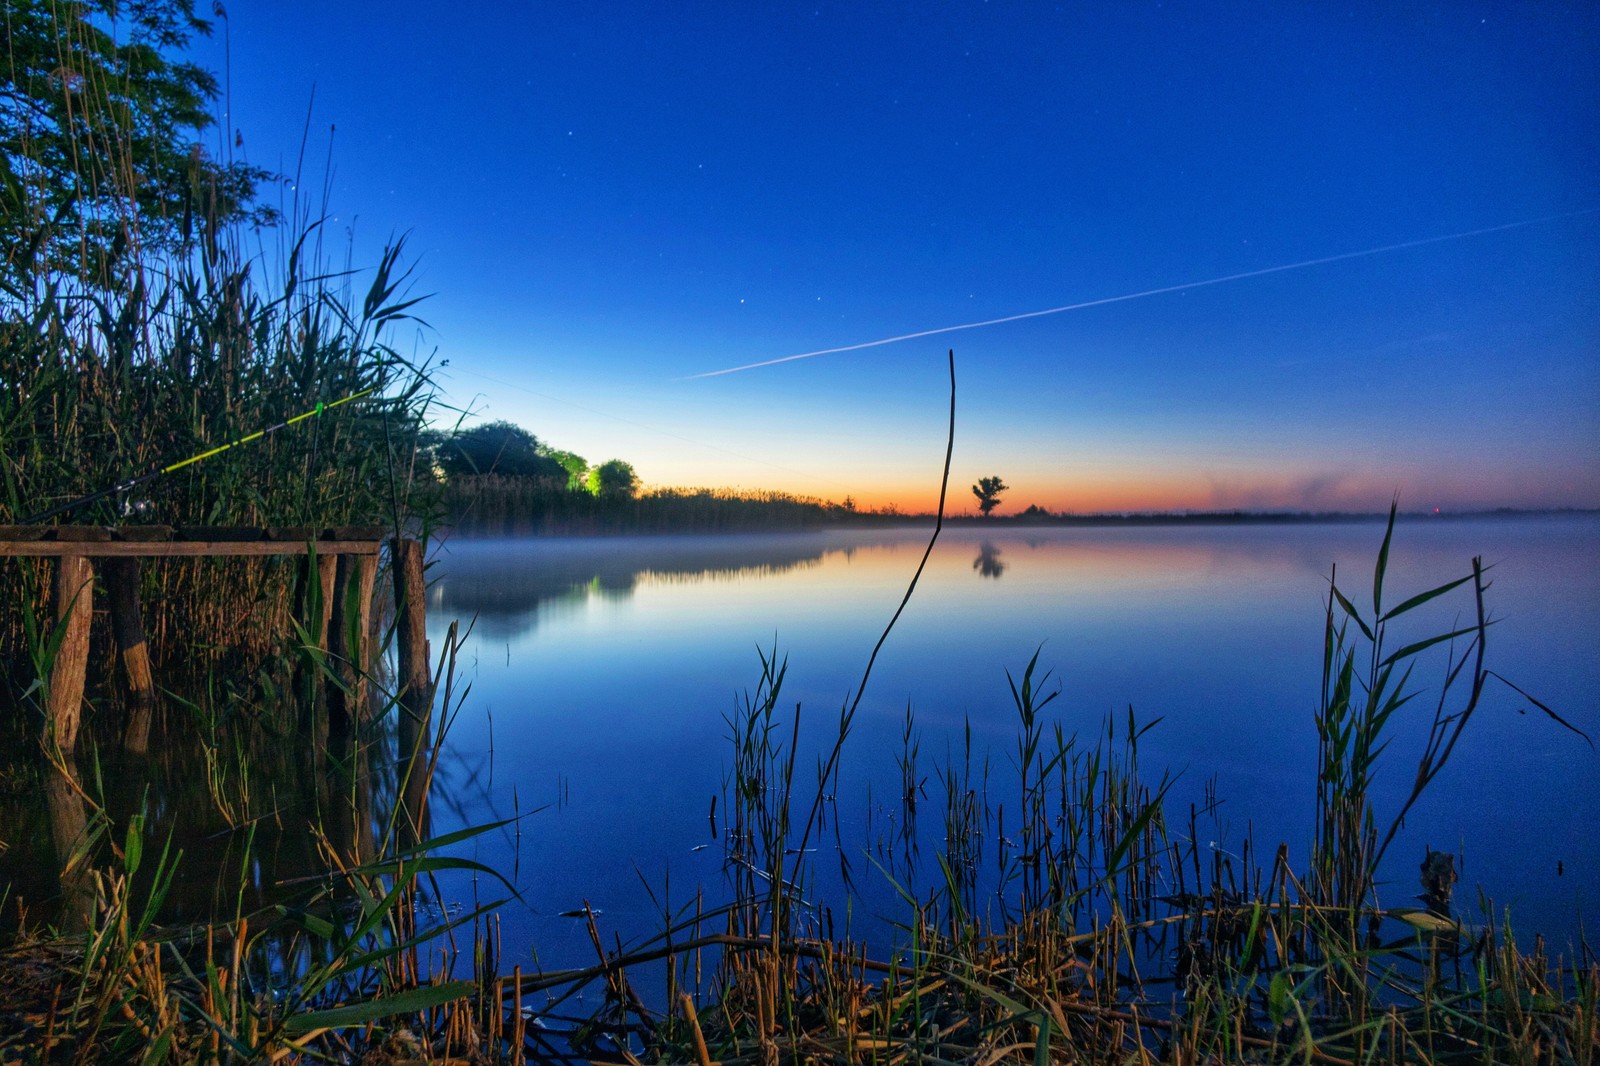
[0,526,432,773]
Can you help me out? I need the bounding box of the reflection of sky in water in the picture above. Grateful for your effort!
[425,517,1599,969]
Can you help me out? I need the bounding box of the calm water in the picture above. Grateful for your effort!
[426,515,1598,965]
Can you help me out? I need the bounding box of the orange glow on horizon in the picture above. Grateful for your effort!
[652,466,1592,517]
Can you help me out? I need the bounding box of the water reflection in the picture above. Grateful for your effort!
[0,690,419,931]
[972,542,1005,579]
[43,758,92,934]
[426,516,1600,957]
[430,533,838,637]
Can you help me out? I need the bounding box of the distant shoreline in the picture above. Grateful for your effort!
[929,507,1600,526]
[442,506,1598,537]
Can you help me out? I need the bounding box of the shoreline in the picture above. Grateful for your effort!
[439,506,1600,538]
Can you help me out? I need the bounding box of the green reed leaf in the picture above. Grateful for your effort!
[282,980,477,1035]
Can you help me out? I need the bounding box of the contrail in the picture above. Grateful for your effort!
[686,209,1597,379]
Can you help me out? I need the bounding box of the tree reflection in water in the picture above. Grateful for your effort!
[972,542,1005,579]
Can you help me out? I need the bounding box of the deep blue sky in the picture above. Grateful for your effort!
[202,2,1598,512]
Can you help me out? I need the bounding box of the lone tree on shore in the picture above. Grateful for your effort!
[972,475,1008,516]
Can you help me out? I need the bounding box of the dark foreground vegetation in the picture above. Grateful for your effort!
[1,510,1596,1064]
[3,3,1595,1062]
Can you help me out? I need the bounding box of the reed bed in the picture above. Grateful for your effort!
[1,6,437,677]
[439,476,858,536]
[494,507,1596,1066]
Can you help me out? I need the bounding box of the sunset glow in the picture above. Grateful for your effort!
[209,3,1598,514]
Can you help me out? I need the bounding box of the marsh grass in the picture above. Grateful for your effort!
[496,505,1595,1066]
[440,476,859,536]
[1,21,439,678]
[0,608,527,1063]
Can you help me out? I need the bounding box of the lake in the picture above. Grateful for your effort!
[424,514,1599,970]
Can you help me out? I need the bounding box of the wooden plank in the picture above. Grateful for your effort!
[327,525,389,541]
[52,526,112,542]
[116,525,174,541]
[0,539,382,557]
[179,526,264,541]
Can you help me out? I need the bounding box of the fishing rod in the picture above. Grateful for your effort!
[18,387,377,526]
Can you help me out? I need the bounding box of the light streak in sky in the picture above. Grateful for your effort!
[687,209,1598,379]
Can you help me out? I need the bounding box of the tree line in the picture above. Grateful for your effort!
[425,420,640,498]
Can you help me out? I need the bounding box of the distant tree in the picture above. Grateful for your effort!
[1018,503,1053,519]
[587,458,640,499]
[539,447,589,491]
[437,421,565,479]
[972,475,1009,517]
[1,0,276,279]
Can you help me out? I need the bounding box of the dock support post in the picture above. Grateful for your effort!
[328,555,359,740]
[316,552,338,649]
[104,557,155,697]
[327,552,377,739]
[393,537,433,839]
[46,556,94,754]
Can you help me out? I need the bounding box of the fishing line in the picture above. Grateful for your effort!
[19,387,378,525]
[687,208,1600,379]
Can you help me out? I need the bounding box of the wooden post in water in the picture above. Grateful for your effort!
[104,559,154,702]
[104,557,155,753]
[393,536,433,837]
[316,552,338,647]
[327,550,376,738]
[327,555,360,740]
[46,554,95,754]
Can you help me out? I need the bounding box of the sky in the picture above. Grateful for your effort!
[198,2,1598,514]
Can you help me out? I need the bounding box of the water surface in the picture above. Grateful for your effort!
[427,515,1599,965]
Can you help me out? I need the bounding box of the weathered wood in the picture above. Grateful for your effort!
[327,525,389,542]
[179,526,264,541]
[1,526,422,753]
[52,526,112,543]
[104,557,155,709]
[326,553,376,736]
[316,552,338,649]
[393,537,433,835]
[353,551,377,697]
[327,555,359,740]
[116,525,174,541]
[0,539,382,557]
[46,556,95,753]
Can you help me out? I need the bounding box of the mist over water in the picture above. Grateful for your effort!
[427,516,1599,968]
